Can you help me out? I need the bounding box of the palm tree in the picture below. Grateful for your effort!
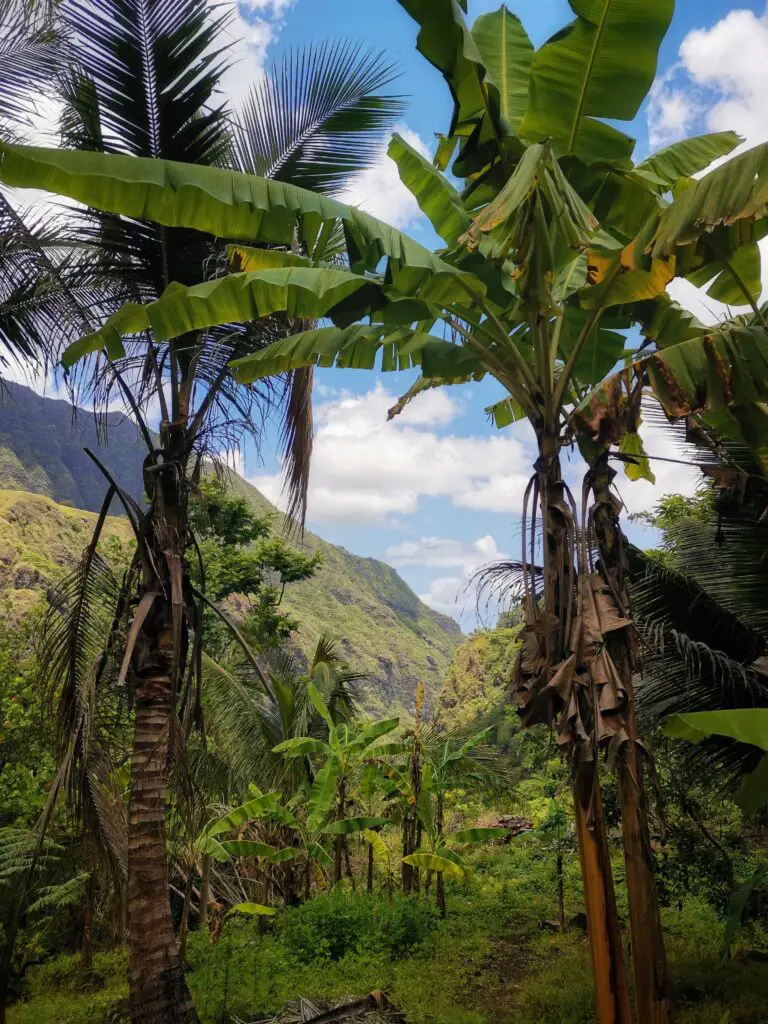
[4,3,768,1019]
[0,0,67,371]
[631,434,768,794]
[2,2,405,1019]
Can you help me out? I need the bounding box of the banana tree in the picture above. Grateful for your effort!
[5,5,768,1020]
[199,784,388,902]
[273,684,398,886]
[393,724,511,914]
[403,783,508,914]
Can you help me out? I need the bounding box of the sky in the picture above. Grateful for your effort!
[5,0,768,627]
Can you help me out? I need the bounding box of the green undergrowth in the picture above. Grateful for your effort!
[9,846,768,1024]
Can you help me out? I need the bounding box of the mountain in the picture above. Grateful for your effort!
[438,625,521,734]
[0,383,461,711]
[0,380,147,512]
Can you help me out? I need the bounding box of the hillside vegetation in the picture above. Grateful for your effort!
[0,382,146,513]
[0,485,459,710]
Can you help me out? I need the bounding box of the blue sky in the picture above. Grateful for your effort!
[226,0,768,626]
[5,0,767,626]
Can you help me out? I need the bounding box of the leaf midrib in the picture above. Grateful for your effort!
[568,0,614,153]
[500,11,509,122]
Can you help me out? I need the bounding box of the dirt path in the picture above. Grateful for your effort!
[462,925,541,1023]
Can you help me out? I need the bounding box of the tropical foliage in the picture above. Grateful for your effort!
[3,1,768,1023]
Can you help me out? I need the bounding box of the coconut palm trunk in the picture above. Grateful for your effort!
[126,418,198,1023]
[128,678,196,1021]
[592,454,670,1023]
[129,629,197,1020]
[79,870,97,974]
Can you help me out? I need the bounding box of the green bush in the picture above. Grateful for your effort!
[279,889,439,962]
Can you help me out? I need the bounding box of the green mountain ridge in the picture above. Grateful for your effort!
[0,382,461,711]
[0,380,147,512]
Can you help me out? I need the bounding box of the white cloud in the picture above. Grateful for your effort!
[338,127,432,229]
[413,535,509,623]
[249,382,536,526]
[649,7,768,152]
[647,5,768,318]
[615,412,702,516]
[679,7,768,143]
[215,0,294,107]
[386,534,507,571]
[647,70,701,150]
[248,383,702,530]
[418,576,465,618]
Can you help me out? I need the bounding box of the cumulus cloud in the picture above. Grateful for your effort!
[647,5,768,318]
[386,534,508,621]
[648,6,768,151]
[215,0,296,107]
[249,382,703,531]
[417,576,466,618]
[386,534,507,571]
[249,382,536,525]
[338,127,433,229]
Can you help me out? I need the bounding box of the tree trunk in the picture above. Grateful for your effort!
[128,648,198,1023]
[367,843,374,894]
[197,856,211,929]
[401,812,416,895]
[592,454,670,1024]
[333,778,345,887]
[436,793,446,918]
[344,841,356,891]
[535,433,632,1024]
[556,854,565,932]
[413,822,422,894]
[79,870,97,974]
[573,764,632,1024]
[436,872,446,919]
[177,871,194,963]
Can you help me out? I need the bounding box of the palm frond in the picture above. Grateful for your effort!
[232,41,406,195]
[0,0,62,132]
[280,366,314,529]
[200,654,279,794]
[0,193,124,370]
[61,0,232,162]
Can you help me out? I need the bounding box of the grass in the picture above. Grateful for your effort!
[11,837,768,1024]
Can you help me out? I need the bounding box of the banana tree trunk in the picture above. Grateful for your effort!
[401,815,413,894]
[333,778,346,886]
[530,433,632,1024]
[436,793,446,918]
[557,853,565,932]
[592,454,670,1024]
[573,764,632,1024]
[367,843,374,894]
[177,871,194,964]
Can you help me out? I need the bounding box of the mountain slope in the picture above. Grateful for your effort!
[228,473,461,714]
[0,380,146,512]
[0,385,461,710]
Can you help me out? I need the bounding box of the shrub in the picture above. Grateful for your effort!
[279,889,438,962]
